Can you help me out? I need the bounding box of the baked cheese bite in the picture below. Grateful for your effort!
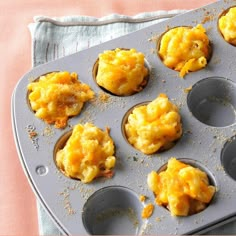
[56,123,116,183]
[147,158,216,216]
[219,6,236,46]
[158,24,210,78]
[27,71,94,128]
[125,93,182,155]
[96,48,148,96]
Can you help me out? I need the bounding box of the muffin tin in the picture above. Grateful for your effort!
[11,0,236,234]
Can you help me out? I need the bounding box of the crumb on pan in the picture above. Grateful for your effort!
[139,195,146,202]
[98,91,110,102]
[28,131,37,138]
[184,86,192,93]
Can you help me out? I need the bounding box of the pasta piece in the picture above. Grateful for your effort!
[142,203,154,219]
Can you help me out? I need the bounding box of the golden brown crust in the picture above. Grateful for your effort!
[27,71,94,128]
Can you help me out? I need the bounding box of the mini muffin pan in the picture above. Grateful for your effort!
[11,0,236,234]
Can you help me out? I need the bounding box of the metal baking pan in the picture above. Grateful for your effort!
[11,0,236,234]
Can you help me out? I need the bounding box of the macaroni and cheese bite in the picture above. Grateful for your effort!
[158,24,211,78]
[147,158,216,216]
[95,48,148,96]
[56,123,116,183]
[218,7,236,46]
[27,71,94,128]
[124,93,182,155]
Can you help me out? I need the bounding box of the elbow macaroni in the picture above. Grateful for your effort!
[56,123,116,183]
[96,48,148,96]
[27,71,94,128]
[142,203,154,219]
[125,93,182,154]
[219,7,236,46]
[147,158,216,216]
[158,24,210,78]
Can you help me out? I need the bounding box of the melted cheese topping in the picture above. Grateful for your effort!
[219,7,236,46]
[96,48,148,96]
[158,24,210,78]
[147,158,216,216]
[27,71,94,128]
[56,123,116,183]
[125,94,182,154]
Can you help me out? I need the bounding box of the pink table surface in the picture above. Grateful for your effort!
[0,0,215,235]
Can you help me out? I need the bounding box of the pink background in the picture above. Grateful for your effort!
[0,0,215,234]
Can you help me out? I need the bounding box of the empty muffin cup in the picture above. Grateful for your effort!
[82,186,143,235]
[221,136,236,181]
[187,77,236,127]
